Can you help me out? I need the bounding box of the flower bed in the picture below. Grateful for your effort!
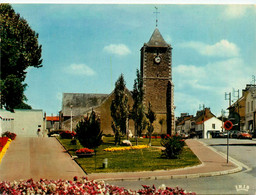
[0,137,12,163]
[0,177,196,194]
[60,131,76,139]
[104,145,149,152]
[75,148,95,157]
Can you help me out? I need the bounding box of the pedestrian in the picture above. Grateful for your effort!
[37,129,41,137]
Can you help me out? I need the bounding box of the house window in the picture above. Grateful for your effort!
[212,124,215,129]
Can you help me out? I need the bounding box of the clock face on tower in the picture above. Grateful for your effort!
[154,56,161,64]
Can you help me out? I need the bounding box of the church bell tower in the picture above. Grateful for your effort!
[140,28,175,135]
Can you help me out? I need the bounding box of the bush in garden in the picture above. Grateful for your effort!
[75,110,102,149]
[59,130,76,139]
[161,134,185,159]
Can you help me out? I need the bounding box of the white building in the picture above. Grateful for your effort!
[0,109,45,137]
[195,117,222,139]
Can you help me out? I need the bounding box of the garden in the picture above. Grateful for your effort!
[57,112,200,174]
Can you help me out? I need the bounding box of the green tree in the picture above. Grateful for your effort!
[166,81,173,135]
[110,74,129,145]
[131,69,146,145]
[0,75,31,112]
[75,110,103,149]
[145,102,156,146]
[0,4,43,111]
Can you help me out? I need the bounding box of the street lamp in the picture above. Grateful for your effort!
[70,105,73,132]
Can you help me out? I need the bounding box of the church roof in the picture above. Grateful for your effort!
[62,93,108,116]
[146,28,169,47]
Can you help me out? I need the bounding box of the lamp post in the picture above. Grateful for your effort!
[70,105,73,132]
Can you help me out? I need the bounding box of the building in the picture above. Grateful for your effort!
[245,86,256,134]
[176,113,194,135]
[228,84,256,134]
[61,27,175,136]
[195,117,222,139]
[140,28,175,135]
[61,88,134,135]
[0,109,45,137]
[46,116,60,131]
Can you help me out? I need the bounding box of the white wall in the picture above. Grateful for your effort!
[203,117,222,139]
[0,109,44,137]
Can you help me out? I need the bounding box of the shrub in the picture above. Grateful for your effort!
[70,138,77,145]
[59,131,76,139]
[161,134,185,159]
[75,110,102,149]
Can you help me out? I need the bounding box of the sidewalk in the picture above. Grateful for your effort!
[0,137,86,181]
[87,139,243,181]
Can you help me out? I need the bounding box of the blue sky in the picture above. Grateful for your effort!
[10,4,256,117]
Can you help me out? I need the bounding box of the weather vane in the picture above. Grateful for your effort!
[153,7,160,27]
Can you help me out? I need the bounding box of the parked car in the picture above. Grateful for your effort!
[230,130,239,138]
[237,131,252,140]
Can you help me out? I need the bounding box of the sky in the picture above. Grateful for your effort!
[8,3,256,117]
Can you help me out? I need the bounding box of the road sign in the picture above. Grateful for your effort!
[224,120,233,131]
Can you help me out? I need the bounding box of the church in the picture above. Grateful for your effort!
[60,27,175,136]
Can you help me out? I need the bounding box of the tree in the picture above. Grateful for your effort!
[145,102,156,146]
[75,110,103,149]
[166,80,173,135]
[0,4,43,111]
[131,69,146,145]
[110,74,129,145]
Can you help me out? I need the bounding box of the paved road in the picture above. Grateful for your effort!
[0,137,86,181]
[108,138,256,195]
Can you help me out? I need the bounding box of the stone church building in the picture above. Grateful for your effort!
[61,27,175,135]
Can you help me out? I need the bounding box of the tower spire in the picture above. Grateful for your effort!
[153,7,160,28]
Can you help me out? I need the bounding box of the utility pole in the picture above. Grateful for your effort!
[252,75,256,85]
[225,92,231,164]
[233,88,240,130]
[199,104,205,138]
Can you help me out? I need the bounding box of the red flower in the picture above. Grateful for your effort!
[75,148,94,154]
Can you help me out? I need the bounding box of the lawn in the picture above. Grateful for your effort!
[57,136,200,174]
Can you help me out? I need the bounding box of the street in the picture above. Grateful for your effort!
[108,138,256,195]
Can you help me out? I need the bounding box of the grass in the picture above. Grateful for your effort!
[57,136,200,174]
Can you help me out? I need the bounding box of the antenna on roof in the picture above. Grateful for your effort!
[153,6,160,28]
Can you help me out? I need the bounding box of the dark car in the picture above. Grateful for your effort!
[230,130,239,138]
[237,131,252,140]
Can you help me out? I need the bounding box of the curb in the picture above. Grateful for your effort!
[55,137,88,175]
[198,140,249,172]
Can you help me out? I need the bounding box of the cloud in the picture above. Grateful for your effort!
[64,64,96,76]
[103,44,131,56]
[174,64,210,90]
[173,57,251,116]
[222,5,248,19]
[174,57,249,95]
[179,40,240,58]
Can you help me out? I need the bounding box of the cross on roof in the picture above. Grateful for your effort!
[153,7,160,27]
